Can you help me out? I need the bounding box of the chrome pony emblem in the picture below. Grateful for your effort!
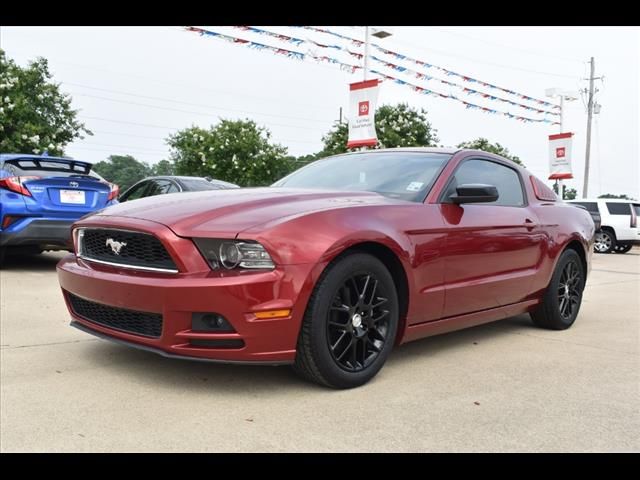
[105,238,127,255]
[69,181,79,188]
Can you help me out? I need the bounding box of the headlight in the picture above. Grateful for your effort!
[192,239,275,270]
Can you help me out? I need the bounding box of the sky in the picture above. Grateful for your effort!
[1,26,638,199]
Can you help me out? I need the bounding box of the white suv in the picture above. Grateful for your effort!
[567,199,639,253]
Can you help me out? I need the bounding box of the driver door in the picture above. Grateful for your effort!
[439,158,545,317]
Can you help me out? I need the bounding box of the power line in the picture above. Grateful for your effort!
[90,130,170,141]
[91,129,321,145]
[74,94,327,131]
[69,146,163,157]
[5,46,338,113]
[433,28,584,64]
[81,141,167,154]
[80,115,181,130]
[377,37,580,80]
[63,82,334,125]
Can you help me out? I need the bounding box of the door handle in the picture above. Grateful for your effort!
[523,218,538,229]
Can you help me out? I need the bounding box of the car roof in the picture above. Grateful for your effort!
[333,147,461,156]
[137,175,239,187]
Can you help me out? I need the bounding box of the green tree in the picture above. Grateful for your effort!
[167,120,291,186]
[150,159,175,176]
[0,49,91,155]
[564,187,578,200]
[319,103,439,157]
[598,193,634,200]
[92,155,151,191]
[457,137,523,166]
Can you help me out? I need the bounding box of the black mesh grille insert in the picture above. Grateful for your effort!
[68,293,163,338]
[80,228,176,271]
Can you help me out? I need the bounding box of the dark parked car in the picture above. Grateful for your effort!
[58,148,595,388]
[118,176,238,202]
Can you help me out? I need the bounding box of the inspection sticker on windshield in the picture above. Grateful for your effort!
[406,182,424,192]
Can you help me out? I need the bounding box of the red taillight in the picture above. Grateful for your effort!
[2,215,22,229]
[104,182,119,201]
[0,176,40,196]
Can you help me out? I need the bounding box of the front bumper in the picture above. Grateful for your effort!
[0,219,73,248]
[58,253,316,363]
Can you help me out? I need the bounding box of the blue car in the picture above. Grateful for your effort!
[0,154,119,266]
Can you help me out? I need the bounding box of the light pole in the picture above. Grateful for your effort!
[545,88,578,199]
[363,27,392,81]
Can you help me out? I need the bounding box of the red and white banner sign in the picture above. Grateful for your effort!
[347,79,380,149]
[548,132,574,180]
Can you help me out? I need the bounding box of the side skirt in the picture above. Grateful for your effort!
[400,299,539,344]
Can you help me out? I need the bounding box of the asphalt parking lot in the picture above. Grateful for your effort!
[1,249,638,452]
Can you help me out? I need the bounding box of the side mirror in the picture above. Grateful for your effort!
[450,184,499,204]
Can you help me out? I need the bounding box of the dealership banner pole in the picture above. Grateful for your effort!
[548,132,574,190]
[558,96,564,197]
[347,79,380,150]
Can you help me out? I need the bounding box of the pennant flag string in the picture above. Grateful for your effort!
[370,69,560,126]
[235,26,558,117]
[185,27,558,126]
[291,26,560,110]
[234,26,306,46]
[232,26,364,59]
[185,27,306,61]
[369,55,558,117]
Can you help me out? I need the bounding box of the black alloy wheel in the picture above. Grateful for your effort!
[530,249,585,330]
[327,273,391,372]
[293,252,399,389]
[557,259,583,321]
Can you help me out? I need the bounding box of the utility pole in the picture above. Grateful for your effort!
[583,57,596,198]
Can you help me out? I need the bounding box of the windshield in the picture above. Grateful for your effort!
[273,152,451,202]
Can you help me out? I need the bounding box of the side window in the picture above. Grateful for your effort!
[444,159,524,207]
[606,203,631,215]
[120,181,149,202]
[166,182,180,194]
[575,202,599,213]
[145,180,174,197]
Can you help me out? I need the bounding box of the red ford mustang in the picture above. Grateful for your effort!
[57,148,595,388]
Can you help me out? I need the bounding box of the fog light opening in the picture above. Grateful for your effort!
[191,312,235,332]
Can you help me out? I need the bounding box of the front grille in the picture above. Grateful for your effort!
[79,228,177,272]
[67,292,163,338]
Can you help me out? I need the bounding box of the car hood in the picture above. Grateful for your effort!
[96,187,402,237]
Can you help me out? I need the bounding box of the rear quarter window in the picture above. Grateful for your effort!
[606,203,632,215]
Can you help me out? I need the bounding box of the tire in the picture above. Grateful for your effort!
[530,249,586,330]
[594,230,616,254]
[613,244,632,254]
[293,252,399,389]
